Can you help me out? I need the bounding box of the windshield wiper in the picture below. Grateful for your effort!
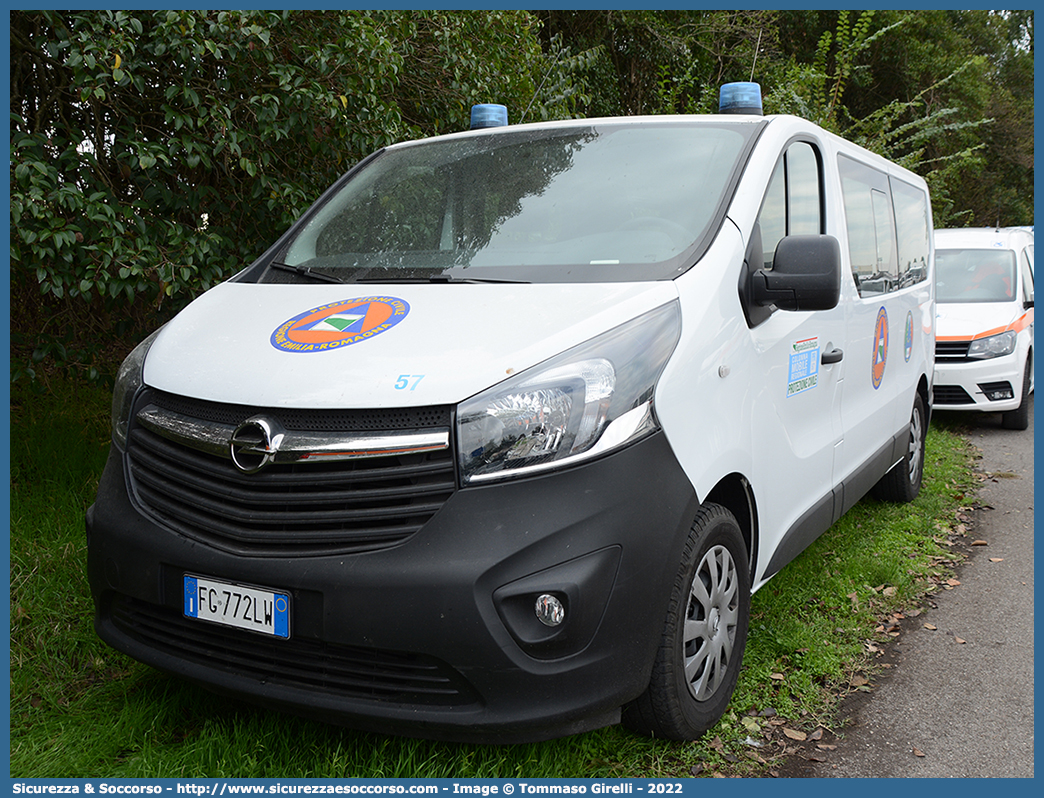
[352,274,529,285]
[270,261,345,284]
[429,274,530,284]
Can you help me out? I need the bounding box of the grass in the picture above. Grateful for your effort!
[9,377,978,778]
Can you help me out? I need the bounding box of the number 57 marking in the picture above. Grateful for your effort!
[395,374,425,391]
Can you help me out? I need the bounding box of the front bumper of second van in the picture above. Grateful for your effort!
[933,351,1029,412]
[86,429,699,743]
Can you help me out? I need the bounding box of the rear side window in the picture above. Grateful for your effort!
[890,177,930,288]
[838,155,897,296]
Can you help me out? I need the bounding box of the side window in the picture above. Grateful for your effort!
[890,177,930,287]
[756,141,823,270]
[787,142,821,236]
[839,155,898,297]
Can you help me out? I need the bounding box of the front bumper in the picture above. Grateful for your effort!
[86,431,699,743]
[934,354,1027,412]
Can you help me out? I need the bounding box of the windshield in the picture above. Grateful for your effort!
[269,121,760,284]
[936,248,1017,303]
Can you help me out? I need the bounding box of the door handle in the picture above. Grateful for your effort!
[821,348,844,365]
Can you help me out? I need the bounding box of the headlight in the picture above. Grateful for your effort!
[111,328,162,449]
[967,331,1016,360]
[457,301,681,483]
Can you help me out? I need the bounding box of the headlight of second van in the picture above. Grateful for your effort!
[457,301,681,484]
[967,331,1017,360]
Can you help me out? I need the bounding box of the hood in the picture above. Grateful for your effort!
[143,281,679,408]
[935,301,1029,340]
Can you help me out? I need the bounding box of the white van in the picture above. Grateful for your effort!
[934,227,1034,429]
[87,84,935,743]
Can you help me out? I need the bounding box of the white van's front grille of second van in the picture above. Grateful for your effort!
[124,390,457,556]
[935,340,972,361]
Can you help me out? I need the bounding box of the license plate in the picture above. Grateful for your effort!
[184,575,290,638]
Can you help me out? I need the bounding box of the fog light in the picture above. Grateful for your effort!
[980,382,1014,401]
[535,594,565,627]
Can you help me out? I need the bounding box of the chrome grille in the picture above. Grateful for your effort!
[125,390,457,556]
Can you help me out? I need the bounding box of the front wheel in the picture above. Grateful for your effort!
[872,391,927,503]
[623,503,750,740]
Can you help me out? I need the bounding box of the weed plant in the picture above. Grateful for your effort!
[9,379,977,778]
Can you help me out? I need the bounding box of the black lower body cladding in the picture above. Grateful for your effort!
[86,430,700,743]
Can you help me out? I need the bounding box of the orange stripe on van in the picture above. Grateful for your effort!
[935,308,1033,342]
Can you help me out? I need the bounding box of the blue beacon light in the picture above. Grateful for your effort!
[718,82,763,116]
[470,104,509,129]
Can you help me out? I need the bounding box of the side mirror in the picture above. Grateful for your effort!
[751,234,842,311]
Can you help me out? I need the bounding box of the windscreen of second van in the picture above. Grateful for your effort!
[275,122,758,283]
[936,248,1018,303]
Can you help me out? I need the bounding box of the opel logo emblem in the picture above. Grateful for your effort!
[230,416,284,474]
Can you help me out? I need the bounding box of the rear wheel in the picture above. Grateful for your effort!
[873,392,926,503]
[1001,356,1032,430]
[623,503,750,740]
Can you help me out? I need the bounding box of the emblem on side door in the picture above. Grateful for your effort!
[230,416,285,473]
[871,307,889,390]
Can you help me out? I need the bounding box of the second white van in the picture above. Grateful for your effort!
[934,226,1033,429]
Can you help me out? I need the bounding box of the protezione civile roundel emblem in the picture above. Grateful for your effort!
[270,296,410,353]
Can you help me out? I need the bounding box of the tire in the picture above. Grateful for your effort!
[872,391,927,503]
[1001,357,1032,430]
[623,503,750,740]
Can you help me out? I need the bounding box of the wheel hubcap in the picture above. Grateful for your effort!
[908,406,923,483]
[683,544,740,701]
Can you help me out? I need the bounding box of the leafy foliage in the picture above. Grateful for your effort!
[773,10,1033,226]
[544,9,1032,228]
